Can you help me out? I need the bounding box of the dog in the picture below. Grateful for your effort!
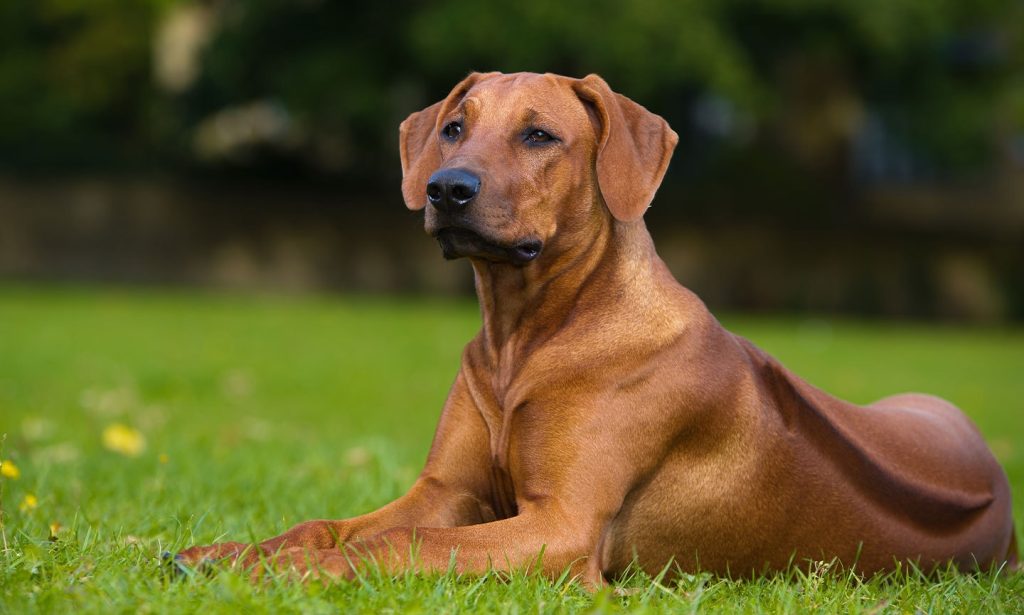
[177,72,1017,586]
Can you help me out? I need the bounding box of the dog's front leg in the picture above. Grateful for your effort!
[258,503,608,588]
[175,373,495,570]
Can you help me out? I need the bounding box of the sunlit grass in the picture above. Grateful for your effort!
[0,285,1021,613]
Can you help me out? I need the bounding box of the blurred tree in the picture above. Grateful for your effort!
[180,0,427,179]
[0,0,170,170]
[0,0,1020,197]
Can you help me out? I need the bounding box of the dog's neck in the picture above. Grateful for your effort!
[470,217,661,368]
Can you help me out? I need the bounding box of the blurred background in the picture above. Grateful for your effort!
[2,0,1023,321]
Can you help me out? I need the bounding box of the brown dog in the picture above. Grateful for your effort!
[177,72,1017,585]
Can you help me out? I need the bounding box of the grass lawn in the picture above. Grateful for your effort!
[0,285,1021,613]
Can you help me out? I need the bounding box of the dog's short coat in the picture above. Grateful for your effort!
[178,72,1017,585]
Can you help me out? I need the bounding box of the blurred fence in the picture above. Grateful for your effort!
[2,176,1021,321]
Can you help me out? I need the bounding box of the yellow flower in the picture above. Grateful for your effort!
[102,423,146,457]
[159,452,169,464]
[49,522,62,540]
[0,459,19,479]
[19,493,38,512]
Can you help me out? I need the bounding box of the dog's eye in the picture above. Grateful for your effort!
[442,121,462,141]
[525,129,556,144]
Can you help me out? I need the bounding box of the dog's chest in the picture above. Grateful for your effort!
[479,398,519,517]
[473,382,523,518]
[488,461,518,518]
[466,346,542,517]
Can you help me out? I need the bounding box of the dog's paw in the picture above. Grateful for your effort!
[161,551,194,578]
[170,542,255,574]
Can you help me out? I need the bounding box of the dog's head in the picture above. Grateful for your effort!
[400,72,678,265]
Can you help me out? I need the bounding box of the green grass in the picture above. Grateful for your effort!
[0,285,1021,613]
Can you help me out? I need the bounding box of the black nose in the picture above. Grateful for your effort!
[426,168,480,212]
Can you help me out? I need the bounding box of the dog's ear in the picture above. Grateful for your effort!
[572,74,679,222]
[399,99,443,210]
[399,72,497,210]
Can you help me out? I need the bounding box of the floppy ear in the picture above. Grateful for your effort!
[399,100,444,210]
[572,74,679,222]
[399,72,497,210]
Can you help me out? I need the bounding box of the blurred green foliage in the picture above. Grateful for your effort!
[0,0,167,169]
[0,0,1021,183]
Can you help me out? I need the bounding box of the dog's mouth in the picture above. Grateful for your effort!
[433,227,542,265]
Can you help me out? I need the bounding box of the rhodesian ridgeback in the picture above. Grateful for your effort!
[177,72,1018,585]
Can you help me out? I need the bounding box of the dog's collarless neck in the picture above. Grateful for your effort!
[469,219,659,370]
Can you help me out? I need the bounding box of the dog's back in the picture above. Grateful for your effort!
[735,335,1017,573]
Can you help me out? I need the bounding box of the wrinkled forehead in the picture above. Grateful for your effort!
[454,73,589,128]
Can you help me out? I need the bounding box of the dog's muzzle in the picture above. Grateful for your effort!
[433,227,541,265]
